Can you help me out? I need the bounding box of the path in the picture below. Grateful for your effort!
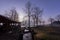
[23,29,33,40]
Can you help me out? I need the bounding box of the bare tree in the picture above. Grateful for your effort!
[56,15,60,21]
[48,17,54,26]
[25,1,31,27]
[24,1,43,27]
[4,8,19,32]
[22,16,28,27]
[31,14,36,27]
[32,7,43,26]
[42,21,45,25]
[5,8,19,22]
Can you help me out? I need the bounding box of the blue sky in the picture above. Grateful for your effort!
[0,0,60,23]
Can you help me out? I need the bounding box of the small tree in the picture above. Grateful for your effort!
[56,15,60,21]
[48,17,54,26]
[42,21,45,25]
[31,14,36,27]
[10,8,19,21]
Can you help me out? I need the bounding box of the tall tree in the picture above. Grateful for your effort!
[5,8,19,22]
[25,1,31,27]
[32,7,43,26]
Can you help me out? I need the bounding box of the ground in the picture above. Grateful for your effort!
[32,26,60,40]
[0,31,19,40]
[0,26,60,40]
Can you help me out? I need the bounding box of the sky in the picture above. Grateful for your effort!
[0,0,60,23]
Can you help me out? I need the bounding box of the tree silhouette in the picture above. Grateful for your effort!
[56,15,60,21]
[31,14,36,27]
[24,1,43,27]
[25,1,31,27]
[48,17,54,26]
[42,21,45,25]
[32,7,43,26]
[5,8,19,22]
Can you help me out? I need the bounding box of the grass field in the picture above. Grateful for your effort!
[31,26,60,40]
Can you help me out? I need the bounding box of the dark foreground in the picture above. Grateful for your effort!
[0,26,60,40]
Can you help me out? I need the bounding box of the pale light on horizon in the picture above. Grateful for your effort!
[19,15,24,22]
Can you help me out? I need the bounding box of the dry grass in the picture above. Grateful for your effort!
[31,26,60,40]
